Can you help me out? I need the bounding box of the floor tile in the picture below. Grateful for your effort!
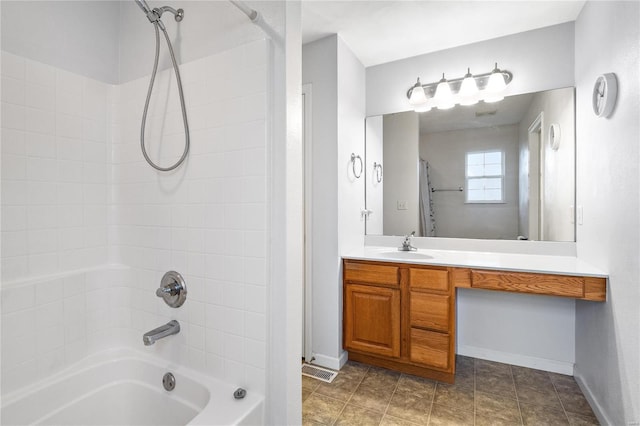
[516,384,564,410]
[476,359,512,376]
[350,370,399,412]
[512,365,555,392]
[474,390,522,425]
[380,414,423,426]
[557,388,595,416]
[432,382,474,411]
[334,403,384,426]
[302,393,346,425]
[566,411,600,426]
[302,374,321,392]
[315,370,364,401]
[386,389,432,424]
[475,368,517,399]
[520,402,570,426]
[428,403,473,426]
[396,373,436,397]
[301,356,596,426]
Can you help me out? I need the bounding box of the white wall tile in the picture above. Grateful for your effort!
[25,83,55,111]
[2,52,25,79]
[2,128,26,155]
[2,76,25,104]
[26,60,55,87]
[1,42,270,392]
[26,132,56,158]
[2,102,26,130]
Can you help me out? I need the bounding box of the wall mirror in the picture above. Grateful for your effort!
[365,87,575,241]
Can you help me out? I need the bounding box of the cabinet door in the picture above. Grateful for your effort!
[410,328,450,370]
[410,292,450,332]
[344,284,401,358]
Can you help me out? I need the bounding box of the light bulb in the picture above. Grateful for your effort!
[408,78,428,109]
[484,63,506,103]
[433,74,454,109]
[459,68,479,106]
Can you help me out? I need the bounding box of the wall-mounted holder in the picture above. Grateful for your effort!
[351,153,363,178]
[373,162,383,183]
[156,271,187,308]
[549,123,561,151]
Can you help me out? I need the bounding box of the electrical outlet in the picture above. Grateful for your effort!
[397,201,408,210]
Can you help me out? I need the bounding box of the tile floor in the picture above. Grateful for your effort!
[302,356,599,425]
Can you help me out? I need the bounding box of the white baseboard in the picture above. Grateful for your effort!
[457,345,574,375]
[574,366,613,426]
[311,351,348,371]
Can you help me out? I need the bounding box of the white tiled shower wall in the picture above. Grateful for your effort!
[1,39,269,394]
[1,51,110,281]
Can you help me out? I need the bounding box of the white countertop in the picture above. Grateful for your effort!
[343,246,608,278]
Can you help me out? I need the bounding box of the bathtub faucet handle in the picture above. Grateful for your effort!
[156,271,188,308]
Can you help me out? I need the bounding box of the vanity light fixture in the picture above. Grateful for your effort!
[406,64,512,112]
[458,68,480,106]
[484,63,508,103]
[433,74,455,110]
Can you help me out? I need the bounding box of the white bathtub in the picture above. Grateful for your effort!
[1,348,264,426]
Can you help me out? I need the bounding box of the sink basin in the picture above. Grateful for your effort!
[378,251,433,260]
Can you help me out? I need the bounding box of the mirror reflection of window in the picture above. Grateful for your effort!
[465,150,505,203]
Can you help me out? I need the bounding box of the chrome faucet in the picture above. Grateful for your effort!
[143,320,180,346]
[399,231,417,251]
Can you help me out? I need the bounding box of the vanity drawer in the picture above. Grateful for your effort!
[471,270,585,298]
[410,292,450,332]
[409,268,449,292]
[410,328,450,370]
[344,261,399,287]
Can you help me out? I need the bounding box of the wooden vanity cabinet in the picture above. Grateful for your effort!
[343,260,456,383]
[343,258,606,383]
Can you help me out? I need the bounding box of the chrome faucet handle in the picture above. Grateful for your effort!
[399,231,417,251]
[156,271,187,308]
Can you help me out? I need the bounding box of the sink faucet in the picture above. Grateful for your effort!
[143,320,180,346]
[398,231,417,251]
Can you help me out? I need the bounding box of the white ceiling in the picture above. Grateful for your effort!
[302,1,585,68]
[419,92,535,134]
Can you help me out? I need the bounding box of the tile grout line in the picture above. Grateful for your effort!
[510,365,525,425]
[473,359,477,426]
[548,371,573,424]
[427,375,438,425]
[329,364,370,426]
[378,371,402,424]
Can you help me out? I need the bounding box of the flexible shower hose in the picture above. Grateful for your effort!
[140,22,190,172]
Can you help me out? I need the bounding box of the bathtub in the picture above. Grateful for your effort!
[1,348,264,426]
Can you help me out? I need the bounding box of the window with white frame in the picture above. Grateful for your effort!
[465,150,505,203]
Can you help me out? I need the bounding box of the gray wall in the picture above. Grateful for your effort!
[575,2,640,424]
[366,22,575,116]
[1,1,121,83]
[421,125,519,240]
[302,34,365,369]
[383,112,420,236]
[363,18,578,372]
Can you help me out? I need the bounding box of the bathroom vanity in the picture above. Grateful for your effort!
[342,248,607,383]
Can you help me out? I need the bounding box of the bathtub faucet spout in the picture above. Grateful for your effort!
[143,320,180,346]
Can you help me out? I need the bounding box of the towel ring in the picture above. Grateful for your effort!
[351,153,363,178]
[373,162,383,183]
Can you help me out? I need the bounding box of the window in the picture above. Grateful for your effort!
[465,150,504,203]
